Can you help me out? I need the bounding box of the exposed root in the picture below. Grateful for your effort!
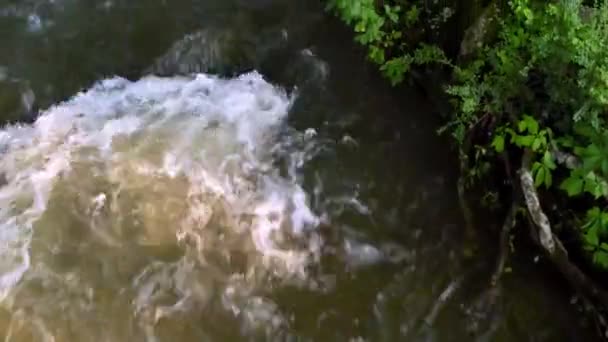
[579,294,608,340]
[519,150,608,309]
[423,274,466,327]
[491,202,517,287]
[458,142,476,241]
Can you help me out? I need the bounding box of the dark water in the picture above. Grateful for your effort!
[0,0,599,341]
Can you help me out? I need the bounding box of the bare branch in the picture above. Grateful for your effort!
[491,202,517,286]
[518,150,608,308]
[519,150,555,253]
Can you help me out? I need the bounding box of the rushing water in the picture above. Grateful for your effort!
[0,0,601,341]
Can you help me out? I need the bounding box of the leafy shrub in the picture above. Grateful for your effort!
[328,0,608,268]
[448,0,608,268]
[326,0,450,85]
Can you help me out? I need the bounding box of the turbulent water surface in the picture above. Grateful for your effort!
[0,0,601,341]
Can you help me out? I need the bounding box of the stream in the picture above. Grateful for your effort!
[0,0,601,341]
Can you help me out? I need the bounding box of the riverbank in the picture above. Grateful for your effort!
[327,0,608,339]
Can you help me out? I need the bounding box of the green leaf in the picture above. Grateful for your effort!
[556,136,575,148]
[524,115,539,135]
[594,250,608,268]
[560,176,584,196]
[514,135,535,147]
[583,173,607,198]
[384,5,399,23]
[534,166,545,188]
[518,119,528,133]
[544,168,553,188]
[585,207,602,222]
[543,151,557,170]
[531,137,542,151]
[404,5,420,26]
[492,135,505,153]
[581,144,603,171]
[585,224,600,246]
[602,158,608,176]
[380,56,412,85]
[601,212,608,228]
[355,21,366,33]
[368,46,385,64]
[517,115,539,135]
[574,122,597,139]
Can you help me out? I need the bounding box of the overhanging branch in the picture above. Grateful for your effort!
[520,150,555,253]
[519,149,608,308]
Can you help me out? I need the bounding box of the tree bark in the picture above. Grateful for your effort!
[519,150,608,308]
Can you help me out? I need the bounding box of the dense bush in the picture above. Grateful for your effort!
[328,0,608,269]
[326,0,450,85]
[448,0,608,267]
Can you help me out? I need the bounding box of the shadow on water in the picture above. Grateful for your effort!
[0,0,601,340]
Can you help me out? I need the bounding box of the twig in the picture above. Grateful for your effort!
[423,274,466,327]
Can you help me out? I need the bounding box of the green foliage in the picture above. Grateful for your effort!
[326,0,449,85]
[582,207,608,268]
[447,0,608,268]
[327,0,608,270]
[494,115,556,188]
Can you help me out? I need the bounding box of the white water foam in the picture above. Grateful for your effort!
[0,71,412,340]
[0,72,323,334]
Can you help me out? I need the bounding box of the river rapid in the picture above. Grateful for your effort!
[0,0,600,341]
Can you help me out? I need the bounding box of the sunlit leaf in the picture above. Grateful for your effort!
[492,135,505,152]
[560,176,584,196]
[532,137,542,151]
[534,165,545,187]
[514,135,534,147]
[518,119,528,133]
[523,115,539,135]
[543,151,556,170]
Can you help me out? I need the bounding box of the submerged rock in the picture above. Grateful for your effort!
[145,25,290,78]
[144,16,328,91]
[145,28,256,76]
[0,80,36,125]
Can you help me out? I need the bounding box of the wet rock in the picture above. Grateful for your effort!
[235,0,278,10]
[0,66,8,82]
[344,239,383,267]
[144,23,327,91]
[144,11,295,77]
[145,28,256,76]
[0,81,37,125]
[282,48,329,88]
